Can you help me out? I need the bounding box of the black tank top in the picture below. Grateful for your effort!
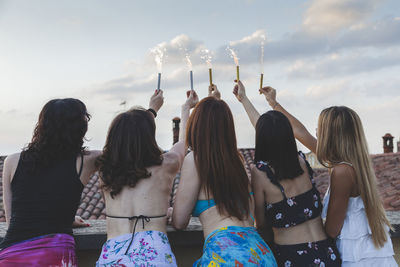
[0,154,84,249]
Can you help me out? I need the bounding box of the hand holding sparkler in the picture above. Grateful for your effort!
[233,80,247,102]
[149,89,164,113]
[259,86,278,109]
[184,90,199,109]
[208,84,221,100]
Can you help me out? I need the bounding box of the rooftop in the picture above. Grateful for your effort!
[0,151,399,224]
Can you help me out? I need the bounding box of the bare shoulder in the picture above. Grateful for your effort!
[4,152,21,163]
[298,155,308,169]
[4,152,21,168]
[180,152,196,172]
[330,164,356,194]
[331,164,356,184]
[162,151,181,173]
[163,150,180,164]
[251,165,267,186]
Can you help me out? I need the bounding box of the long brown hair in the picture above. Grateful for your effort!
[186,97,250,220]
[96,108,163,198]
[316,106,391,248]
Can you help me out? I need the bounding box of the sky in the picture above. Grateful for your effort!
[0,0,399,155]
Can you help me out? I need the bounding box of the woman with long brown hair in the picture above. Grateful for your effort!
[172,85,277,267]
[259,86,397,266]
[233,80,341,267]
[95,90,198,266]
[0,98,99,266]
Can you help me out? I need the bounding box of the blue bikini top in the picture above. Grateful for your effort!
[192,192,254,217]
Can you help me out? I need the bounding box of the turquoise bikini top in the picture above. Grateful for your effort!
[192,192,254,217]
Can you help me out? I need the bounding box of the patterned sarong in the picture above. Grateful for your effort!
[96,231,177,267]
[0,233,77,267]
[274,239,341,267]
[194,226,277,267]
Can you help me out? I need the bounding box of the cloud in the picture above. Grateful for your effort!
[92,12,400,99]
[332,18,400,50]
[95,33,261,97]
[359,78,400,97]
[305,80,350,100]
[302,0,383,34]
[287,49,400,79]
[217,18,400,66]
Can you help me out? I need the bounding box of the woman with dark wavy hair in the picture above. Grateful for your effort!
[0,98,101,266]
[173,85,277,267]
[95,90,198,267]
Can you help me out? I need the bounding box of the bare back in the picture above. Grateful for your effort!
[104,152,179,240]
[173,152,254,238]
[197,182,255,238]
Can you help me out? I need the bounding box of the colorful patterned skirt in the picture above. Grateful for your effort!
[194,226,277,267]
[96,231,177,267]
[0,233,77,267]
[273,238,341,267]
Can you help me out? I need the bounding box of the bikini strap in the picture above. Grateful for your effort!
[298,151,315,185]
[106,214,166,255]
[256,161,287,199]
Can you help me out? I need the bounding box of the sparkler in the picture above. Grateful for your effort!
[190,70,193,91]
[180,45,194,91]
[227,46,240,82]
[260,33,266,89]
[201,49,213,86]
[151,45,165,91]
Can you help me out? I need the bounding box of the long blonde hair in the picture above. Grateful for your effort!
[316,106,391,248]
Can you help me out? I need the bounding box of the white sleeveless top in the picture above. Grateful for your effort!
[322,190,397,265]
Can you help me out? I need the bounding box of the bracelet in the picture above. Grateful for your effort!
[147,108,157,118]
[271,102,279,109]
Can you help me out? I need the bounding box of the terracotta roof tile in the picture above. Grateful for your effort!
[0,151,399,221]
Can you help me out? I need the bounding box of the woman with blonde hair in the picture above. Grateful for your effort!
[260,86,397,266]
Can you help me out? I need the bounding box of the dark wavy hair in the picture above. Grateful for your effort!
[22,98,90,170]
[254,111,303,181]
[96,108,163,198]
[186,97,250,220]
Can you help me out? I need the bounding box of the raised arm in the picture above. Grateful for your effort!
[260,87,317,153]
[148,89,164,118]
[233,80,260,128]
[164,90,199,170]
[172,152,201,229]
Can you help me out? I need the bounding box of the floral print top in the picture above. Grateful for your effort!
[256,151,323,229]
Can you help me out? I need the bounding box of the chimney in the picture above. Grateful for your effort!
[382,133,394,153]
[397,139,400,153]
[172,117,181,145]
